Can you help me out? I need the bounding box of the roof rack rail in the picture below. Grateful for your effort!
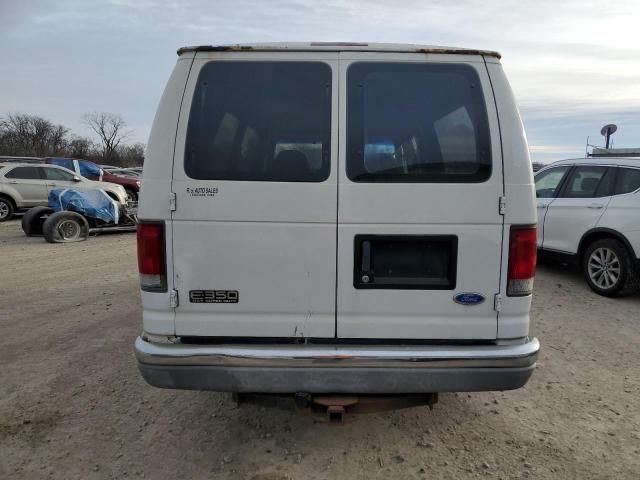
[176,43,501,58]
[588,148,640,158]
[0,156,44,163]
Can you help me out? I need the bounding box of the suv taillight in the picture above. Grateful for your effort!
[507,225,537,296]
[137,222,166,292]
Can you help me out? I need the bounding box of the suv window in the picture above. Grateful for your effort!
[535,166,569,198]
[615,167,640,195]
[44,167,76,181]
[185,61,331,182]
[594,167,615,197]
[561,166,611,198]
[346,63,491,182]
[4,166,43,180]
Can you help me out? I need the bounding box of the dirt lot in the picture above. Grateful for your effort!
[1,219,639,480]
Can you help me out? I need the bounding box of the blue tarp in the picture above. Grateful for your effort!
[48,188,119,224]
[48,157,75,172]
[77,160,103,179]
[48,158,103,179]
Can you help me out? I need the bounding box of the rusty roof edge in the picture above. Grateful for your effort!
[176,44,501,59]
[416,47,501,59]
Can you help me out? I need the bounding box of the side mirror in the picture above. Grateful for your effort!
[73,175,81,182]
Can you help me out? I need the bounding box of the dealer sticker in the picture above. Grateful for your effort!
[186,187,219,197]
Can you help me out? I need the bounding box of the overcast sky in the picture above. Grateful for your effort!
[1,0,639,164]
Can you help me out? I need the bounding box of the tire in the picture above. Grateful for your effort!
[42,211,90,243]
[583,238,640,297]
[124,188,137,202]
[0,197,14,222]
[21,206,54,236]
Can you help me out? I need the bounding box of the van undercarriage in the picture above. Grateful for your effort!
[232,392,439,423]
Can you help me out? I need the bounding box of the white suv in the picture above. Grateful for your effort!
[0,162,128,221]
[535,157,640,296]
[134,43,539,404]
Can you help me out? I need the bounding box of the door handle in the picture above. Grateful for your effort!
[8,180,17,184]
[587,204,604,209]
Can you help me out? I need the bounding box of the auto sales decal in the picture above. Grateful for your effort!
[189,290,239,303]
[186,186,219,197]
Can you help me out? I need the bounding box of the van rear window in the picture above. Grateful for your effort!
[346,63,492,182]
[184,61,332,182]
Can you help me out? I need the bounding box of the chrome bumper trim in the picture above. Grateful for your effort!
[135,336,539,369]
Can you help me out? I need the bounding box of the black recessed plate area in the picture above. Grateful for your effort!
[354,235,458,290]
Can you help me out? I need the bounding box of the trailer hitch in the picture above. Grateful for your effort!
[233,393,438,423]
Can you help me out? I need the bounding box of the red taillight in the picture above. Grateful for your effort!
[507,225,537,296]
[137,222,166,291]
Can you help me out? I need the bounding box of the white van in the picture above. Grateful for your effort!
[135,43,539,401]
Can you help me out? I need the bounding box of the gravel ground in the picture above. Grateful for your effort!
[1,219,639,480]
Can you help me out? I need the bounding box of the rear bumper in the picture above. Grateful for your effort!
[134,336,539,394]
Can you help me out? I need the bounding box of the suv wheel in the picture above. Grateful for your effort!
[583,238,640,297]
[0,197,14,222]
[124,188,137,202]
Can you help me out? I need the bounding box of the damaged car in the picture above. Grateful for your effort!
[21,187,137,243]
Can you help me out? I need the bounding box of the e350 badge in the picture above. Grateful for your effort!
[189,290,239,303]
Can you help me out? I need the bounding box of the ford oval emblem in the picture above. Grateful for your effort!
[453,293,485,306]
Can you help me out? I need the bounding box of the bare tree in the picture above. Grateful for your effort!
[117,142,145,167]
[531,161,546,172]
[68,136,95,159]
[0,111,143,163]
[0,113,69,156]
[83,112,132,163]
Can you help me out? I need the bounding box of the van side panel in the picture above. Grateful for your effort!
[484,63,536,225]
[138,54,195,335]
[485,62,536,339]
[141,55,195,220]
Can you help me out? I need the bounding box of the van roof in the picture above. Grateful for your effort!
[177,42,501,59]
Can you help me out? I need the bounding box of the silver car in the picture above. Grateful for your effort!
[0,162,128,221]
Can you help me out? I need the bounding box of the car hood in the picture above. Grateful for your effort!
[102,172,140,187]
[87,179,124,189]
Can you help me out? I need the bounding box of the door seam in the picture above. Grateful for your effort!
[334,57,341,339]
[482,56,506,339]
[169,52,197,335]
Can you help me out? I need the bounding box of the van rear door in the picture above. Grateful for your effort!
[171,53,339,338]
[336,54,504,339]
